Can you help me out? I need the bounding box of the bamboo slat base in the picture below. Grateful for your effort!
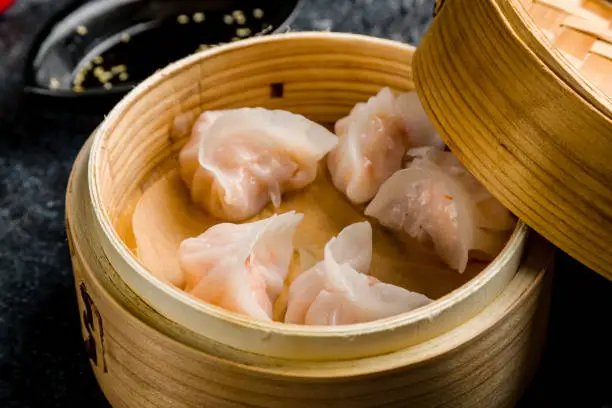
[526,0,612,96]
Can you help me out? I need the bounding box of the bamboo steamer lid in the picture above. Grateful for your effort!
[414,0,612,279]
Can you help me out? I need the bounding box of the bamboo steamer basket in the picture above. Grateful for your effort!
[65,32,555,407]
[416,0,612,280]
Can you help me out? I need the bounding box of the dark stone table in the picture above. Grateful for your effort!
[1,1,610,407]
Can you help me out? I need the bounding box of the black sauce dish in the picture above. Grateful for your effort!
[18,0,303,112]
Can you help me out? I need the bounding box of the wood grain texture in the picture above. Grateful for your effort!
[84,33,529,360]
[66,137,555,408]
[413,0,612,280]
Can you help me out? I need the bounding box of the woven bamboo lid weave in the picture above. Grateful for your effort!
[414,0,612,279]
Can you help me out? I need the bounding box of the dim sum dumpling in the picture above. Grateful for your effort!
[327,88,407,205]
[284,221,432,325]
[178,110,228,191]
[327,88,444,205]
[178,211,304,321]
[394,91,446,151]
[365,147,516,273]
[179,108,338,221]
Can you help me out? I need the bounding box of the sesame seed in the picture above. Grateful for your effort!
[93,56,103,64]
[111,65,127,74]
[74,73,85,85]
[49,78,60,89]
[197,44,209,51]
[223,14,234,24]
[76,25,88,35]
[193,12,205,23]
[97,71,113,83]
[233,10,246,25]
[104,83,113,90]
[120,33,131,43]
[236,27,251,37]
[119,72,129,81]
[253,8,264,19]
[73,85,84,93]
[231,37,241,42]
[177,14,189,24]
[93,67,104,77]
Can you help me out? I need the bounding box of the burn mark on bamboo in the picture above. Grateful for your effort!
[80,282,108,373]
[434,0,446,16]
[270,82,284,98]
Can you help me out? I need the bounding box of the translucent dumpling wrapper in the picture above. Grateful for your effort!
[394,91,446,151]
[178,108,338,221]
[178,211,304,321]
[177,110,227,190]
[327,87,445,205]
[327,88,407,205]
[365,147,516,273]
[284,221,432,326]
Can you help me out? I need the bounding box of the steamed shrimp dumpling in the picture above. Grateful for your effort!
[365,147,516,273]
[178,110,228,190]
[179,108,338,221]
[328,88,407,204]
[395,91,446,150]
[327,88,444,205]
[178,211,304,321]
[285,221,432,326]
